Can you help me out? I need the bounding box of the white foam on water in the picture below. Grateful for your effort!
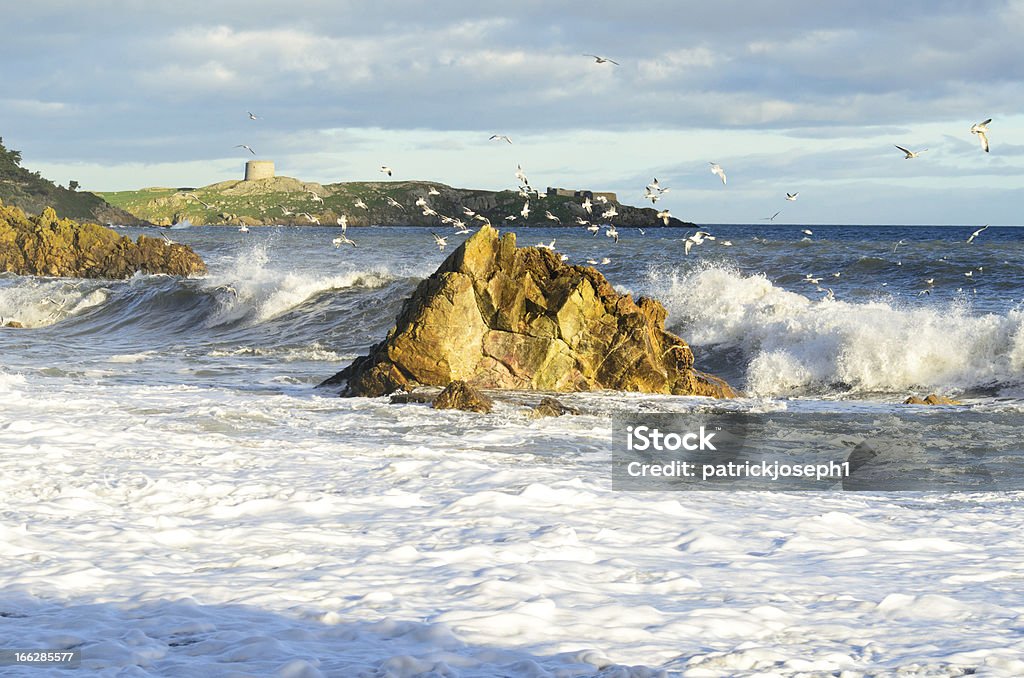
[653,265,1024,396]
[1,375,1023,676]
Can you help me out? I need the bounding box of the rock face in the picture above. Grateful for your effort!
[0,202,206,279]
[432,381,494,413]
[323,225,734,398]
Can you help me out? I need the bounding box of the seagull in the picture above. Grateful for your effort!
[786,192,799,201]
[581,197,593,214]
[964,270,973,278]
[575,216,590,226]
[762,211,781,222]
[337,215,348,232]
[544,210,561,223]
[278,205,294,216]
[594,195,609,204]
[431,232,448,251]
[428,187,441,196]
[537,239,556,250]
[605,225,619,243]
[521,201,530,218]
[415,196,428,208]
[380,165,393,176]
[895,145,927,159]
[515,164,529,185]
[601,206,618,219]
[473,214,492,226]
[804,274,822,284]
[354,199,368,210]
[385,196,404,209]
[238,224,250,233]
[422,206,438,217]
[925,278,935,285]
[461,206,476,217]
[720,240,733,246]
[504,214,517,222]
[235,144,256,155]
[185,193,213,209]
[966,224,989,244]
[489,134,513,144]
[970,119,991,153]
[453,222,470,234]
[656,209,672,226]
[709,162,727,185]
[333,234,357,247]
[297,212,319,224]
[801,229,813,236]
[892,239,906,253]
[247,112,259,120]
[583,54,619,65]
[684,231,715,255]
[307,191,324,205]
[587,223,600,235]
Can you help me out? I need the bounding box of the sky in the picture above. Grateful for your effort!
[2,0,1024,225]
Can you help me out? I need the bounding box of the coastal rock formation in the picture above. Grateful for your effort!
[323,225,734,398]
[904,394,962,405]
[0,203,206,278]
[530,397,581,418]
[431,381,494,413]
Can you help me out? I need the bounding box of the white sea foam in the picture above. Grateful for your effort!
[0,278,110,328]
[654,266,1024,396]
[205,241,397,326]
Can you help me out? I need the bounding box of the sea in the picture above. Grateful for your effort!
[1,223,1023,677]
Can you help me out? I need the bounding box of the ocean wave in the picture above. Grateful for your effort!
[652,265,1024,396]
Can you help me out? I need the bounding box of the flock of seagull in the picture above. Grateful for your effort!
[224,56,999,299]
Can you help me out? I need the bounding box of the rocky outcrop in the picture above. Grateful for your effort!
[323,225,734,398]
[530,397,581,418]
[904,394,962,405]
[432,381,494,413]
[0,202,206,278]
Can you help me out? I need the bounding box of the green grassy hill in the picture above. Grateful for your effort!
[0,137,145,225]
[97,176,695,229]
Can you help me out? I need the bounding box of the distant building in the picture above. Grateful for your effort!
[546,187,617,202]
[244,160,275,181]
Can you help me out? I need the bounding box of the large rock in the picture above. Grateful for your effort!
[323,225,734,398]
[904,393,962,405]
[432,380,494,413]
[0,202,205,278]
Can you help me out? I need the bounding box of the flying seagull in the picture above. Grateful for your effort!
[428,187,441,196]
[709,162,727,185]
[247,112,259,120]
[656,209,672,226]
[489,134,513,144]
[333,234,357,248]
[385,196,404,210]
[354,198,368,210]
[581,197,593,214]
[544,210,560,223]
[605,225,620,243]
[895,145,927,159]
[431,232,448,251]
[966,224,989,244]
[307,191,324,205]
[380,165,393,176]
[337,215,348,232]
[235,144,256,155]
[583,54,619,65]
[786,192,799,201]
[185,193,212,209]
[762,211,781,222]
[684,231,715,255]
[970,119,991,153]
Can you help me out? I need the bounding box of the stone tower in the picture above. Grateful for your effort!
[244,160,275,181]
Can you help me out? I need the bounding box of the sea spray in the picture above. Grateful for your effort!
[649,265,1024,396]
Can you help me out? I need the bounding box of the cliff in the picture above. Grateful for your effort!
[0,136,146,225]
